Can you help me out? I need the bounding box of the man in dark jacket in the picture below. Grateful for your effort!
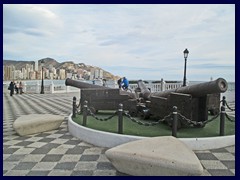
[9,81,15,96]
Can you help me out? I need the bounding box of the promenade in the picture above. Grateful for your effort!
[3,92,235,176]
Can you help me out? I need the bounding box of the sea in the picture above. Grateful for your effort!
[3,79,235,103]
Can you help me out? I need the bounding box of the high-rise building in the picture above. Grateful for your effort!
[35,60,38,71]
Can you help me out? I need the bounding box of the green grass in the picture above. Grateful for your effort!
[73,111,235,138]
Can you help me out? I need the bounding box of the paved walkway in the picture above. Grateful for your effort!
[3,93,235,176]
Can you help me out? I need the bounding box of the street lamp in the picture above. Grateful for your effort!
[183,48,189,87]
[40,60,45,94]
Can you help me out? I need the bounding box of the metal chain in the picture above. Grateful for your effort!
[87,108,118,121]
[123,111,171,126]
[225,113,235,122]
[202,113,220,125]
[225,102,235,111]
[76,98,81,108]
[177,113,205,127]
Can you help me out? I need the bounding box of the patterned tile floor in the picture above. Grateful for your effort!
[3,92,235,176]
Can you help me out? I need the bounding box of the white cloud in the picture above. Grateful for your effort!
[3,4,235,81]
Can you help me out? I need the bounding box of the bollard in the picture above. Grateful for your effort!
[220,96,226,136]
[118,104,123,134]
[172,106,178,137]
[72,96,76,118]
[82,100,88,126]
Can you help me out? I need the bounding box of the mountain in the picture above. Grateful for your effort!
[3,58,119,80]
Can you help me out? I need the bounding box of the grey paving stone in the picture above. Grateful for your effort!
[5,154,26,161]
[48,170,72,176]
[3,148,19,154]
[80,155,99,161]
[58,134,74,139]
[53,162,77,170]
[30,148,52,154]
[64,139,82,145]
[65,146,86,154]
[195,153,219,160]
[210,148,229,153]
[26,170,50,176]
[12,162,37,170]
[208,169,235,176]
[41,154,63,162]
[14,141,34,147]
[97,162,116,170]
[75,162,97,171]
[71,170,94,176]
[200,160,228,169]
[38,138,55,142]
[4,170,30,176]
[221,161,235,169]
[32,162,57,171]
[41,143,61,149]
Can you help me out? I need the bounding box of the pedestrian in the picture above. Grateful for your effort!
[15,81,19,94]
[117,78,122,89]
[19,81,23,94]
[8,81,15,96]
[103,79,106,87]
[121,77,129,90]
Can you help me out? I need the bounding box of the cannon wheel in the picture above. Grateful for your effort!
[129,108,138,117]
[209,108,220,116]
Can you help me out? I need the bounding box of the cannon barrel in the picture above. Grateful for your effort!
[137,80,151,100]
[151,78,228,98]
[65,78,110,89]
[65,78,137,99]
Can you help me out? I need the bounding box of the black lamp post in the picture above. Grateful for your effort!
[40,60,45,94]
[183,48,189,87]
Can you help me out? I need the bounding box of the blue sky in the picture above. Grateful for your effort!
[3,4,235,81]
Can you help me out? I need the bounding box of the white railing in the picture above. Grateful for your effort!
[3,80,183,94]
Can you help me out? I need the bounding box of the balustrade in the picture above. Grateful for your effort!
[5,80,184,94]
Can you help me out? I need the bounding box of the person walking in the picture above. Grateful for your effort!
[117,78,122,89]
[19,81,23,94]
[9,81,15,96]
[15,81,19,94]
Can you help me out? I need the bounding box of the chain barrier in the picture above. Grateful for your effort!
[73,95,235,128]
[87,108,118,121]
[123,111,171,126]
[225,102,235,111]
[225,113,235,122]
[76,98,81,108]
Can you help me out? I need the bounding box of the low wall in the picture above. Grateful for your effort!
[68,114,235,150]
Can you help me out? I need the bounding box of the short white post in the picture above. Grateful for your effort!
[50,81,54,94]
[36,82,40,93]
[161,78,166,91]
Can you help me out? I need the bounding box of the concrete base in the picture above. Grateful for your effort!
[105,136,203,176]
[68,114,235,150]
[13,114,64,136]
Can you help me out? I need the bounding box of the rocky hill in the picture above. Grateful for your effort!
[3,58,119,80]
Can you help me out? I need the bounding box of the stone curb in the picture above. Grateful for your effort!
[68,114,235,150]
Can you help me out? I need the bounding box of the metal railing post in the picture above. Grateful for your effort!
[82,100,88,126]
[118,104,123,134]
[72,96,76,118]
[220,96,226,136]
[172,106,178,137]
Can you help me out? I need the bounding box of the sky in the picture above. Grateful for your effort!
[3,4,235,81]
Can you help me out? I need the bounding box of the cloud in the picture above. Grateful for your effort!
[3,4,235,81]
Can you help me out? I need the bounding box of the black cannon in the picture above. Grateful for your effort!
[65,78,138,115]
[137,78,228,128]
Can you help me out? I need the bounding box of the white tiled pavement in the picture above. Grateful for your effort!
[3,92,235,176]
